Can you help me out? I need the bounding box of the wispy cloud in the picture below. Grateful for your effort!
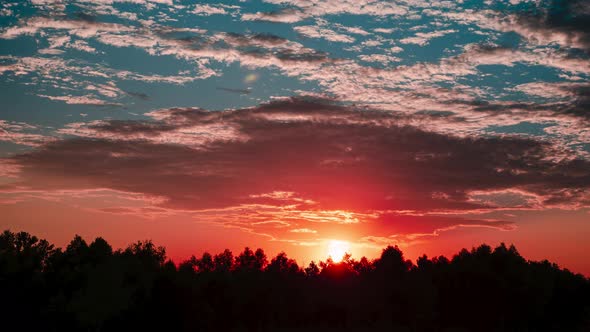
[294,25,356,43]
[399,29,456,46]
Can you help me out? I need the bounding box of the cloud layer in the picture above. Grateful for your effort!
[4,98,590,244]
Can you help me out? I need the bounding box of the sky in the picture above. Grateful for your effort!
[1,0,589,274]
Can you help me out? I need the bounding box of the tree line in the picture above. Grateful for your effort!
[0,230,588,331]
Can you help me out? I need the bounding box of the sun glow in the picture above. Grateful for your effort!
[327,240,351,262]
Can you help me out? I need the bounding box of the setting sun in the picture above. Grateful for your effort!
[327,240,351,262]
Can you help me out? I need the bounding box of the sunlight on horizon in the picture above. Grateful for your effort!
[326,240,351,262]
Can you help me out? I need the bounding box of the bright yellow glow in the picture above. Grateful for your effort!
[244,73,259,84]
[327,240,350,262]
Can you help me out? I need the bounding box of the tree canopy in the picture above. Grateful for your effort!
[0,230,588,331]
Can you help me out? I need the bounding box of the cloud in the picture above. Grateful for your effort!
[0,159,20,178]
[0,15,217,101]
[252,0,410,20]
[240,0,417,23]
[191,4,236,16]
[0,121,51,147]
[290,228,318,233]
[294,25,356,43]
[473,82,590,124]
[433,1,590,51]
[6,98,590,216]
[374,28,396,34]
[4,97,590,245]
[399,29,457,46]
[512,82,584,99]
[372,213,515,236]
[193,204,516,246]
[58,116,244,148]
[0,54,213,105]
[3,10,588,139]
[511,0,590,51]
[37,94,121,106]
[338,25,371,36]
[146,37,590,140]
[0,16,133,40]
[242,9,306,23]
[358,54,401,64]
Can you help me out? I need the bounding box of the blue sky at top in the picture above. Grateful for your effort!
[1,1,587,148]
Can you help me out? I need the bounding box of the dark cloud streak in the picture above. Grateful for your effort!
[6,98,590,215]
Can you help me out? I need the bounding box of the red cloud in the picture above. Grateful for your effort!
[4,98,590,241]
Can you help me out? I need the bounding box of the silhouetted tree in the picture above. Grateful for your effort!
[266,252,300,276]
[124,240,166,268]
[213,249,233,272]
[305,260,320,277]
[88,237,112,263]
[235,247,267,272]
[196,252,214,273]
[254,248,267,270]
[0,229,588,332]
[374,245,412,275]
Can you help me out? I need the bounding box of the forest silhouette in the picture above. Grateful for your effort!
[0,230,588,331]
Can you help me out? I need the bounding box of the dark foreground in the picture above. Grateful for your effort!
[0,230,589,331]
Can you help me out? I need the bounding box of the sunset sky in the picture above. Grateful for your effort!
[1,0,589,274]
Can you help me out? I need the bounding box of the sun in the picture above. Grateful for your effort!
[327,240,351,262]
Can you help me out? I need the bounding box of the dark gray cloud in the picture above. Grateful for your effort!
[516,0,590,51]
[125,91,150,100]
[5,98,590,214]
[216,87,251,95]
